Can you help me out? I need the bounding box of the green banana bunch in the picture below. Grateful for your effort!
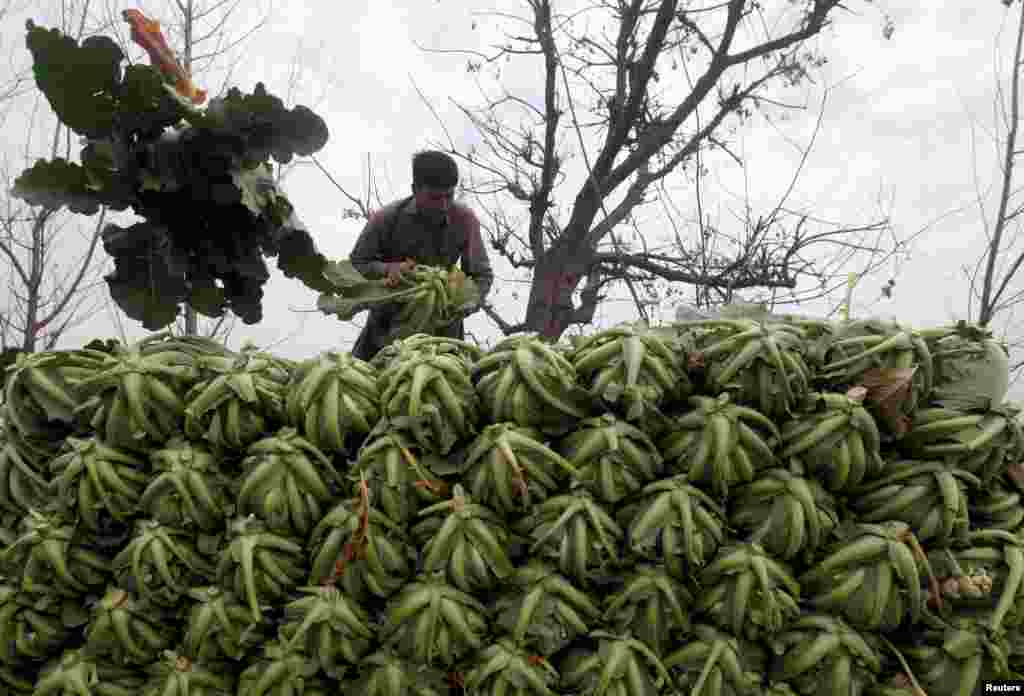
[141,437,233,532]
[603,565,693,657]
[925,531,1024,630]
[0,584,76,663]
[280,585,374,677]
[378,348,480,454]
[663,623,765,696]
[382,572,487,668]
[49,436,150,532]
[899,614,1012,696]
[514,489,623,586]
[463,638,561,696]
[113,520,216,607]
[618,475,727,579]
[0,435,50,522]
[970,479,1024,533]
[569,325,688,421]
[182,586,272,662]
[2,421,62,476]
[411,485,515,594]
[2,509,110,597]
[729,466,839,562]
[559,413,664,505]
[492,561,601,657]
[689,318,812,418]
[471,334,592,436]
[559,630,673,696]
[373,265,475,338]
[340,648,449,696]
[697,542,801,640]
[901,405,1023,485]
[83,588,174,665]
[354,424,450,526]
[133,333,232,362]
[235,639,320,696]
[461,422,576,516]
[778,390,884,492]
[184,350,290,452]
[849,459,977,544]
[32,649,146,696]
[3,350,98,439]
[285,351,381,455]
[769,614,882,696]
[369,334,482,373]
[659,394,780,498]
[74,336,200,451]
[215,516,306,621]
[236,428,337,538]
[818,319,933,432]
[140,653,233,696]
[800,522,927,632]
[307,496,414,599]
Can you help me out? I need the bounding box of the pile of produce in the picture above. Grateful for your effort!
[317,261,483,340]
[0,315,1021,696]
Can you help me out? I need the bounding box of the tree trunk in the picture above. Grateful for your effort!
[523,245,592,340]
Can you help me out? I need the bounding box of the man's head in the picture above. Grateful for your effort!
[411,150,458,223]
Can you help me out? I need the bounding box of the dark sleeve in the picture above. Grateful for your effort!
[459,208,494,302]
[349,210,391,278]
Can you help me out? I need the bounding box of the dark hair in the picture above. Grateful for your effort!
[412,150,459,189]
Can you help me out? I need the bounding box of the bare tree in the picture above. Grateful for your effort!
[965,0,1024,374]
[104,0,270,341]
[406,0,905,339]
[0,0,110,352]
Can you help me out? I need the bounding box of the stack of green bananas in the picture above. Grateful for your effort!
[659,393,780,497]
[3,351,96,440]
[558,413,663,504]
[386,266,477,338]
[817,318,933,432]
[286,351,381,455]
[319,263,480,341]
[569,325,688,420]
[73,334,201,450]
[778,389,884,492]
[729,465,839,562]
[184,348,291,452]
[235,427,337,538]
[6,311,1024,696]
[684,318,812,418]
[900,404,1024,484]
[471,334,592,435]
[378,346,480,454]
[460,422,576,515]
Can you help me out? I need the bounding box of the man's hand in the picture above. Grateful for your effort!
[383,259,416,288]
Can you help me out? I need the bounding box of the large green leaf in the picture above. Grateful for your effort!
[25,21,122,138]
[203,83,329,165]
[102,222,187,329]
[12,159,107,215]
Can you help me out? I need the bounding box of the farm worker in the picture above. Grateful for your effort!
[349,150,494,361]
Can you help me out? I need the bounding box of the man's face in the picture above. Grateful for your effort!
[413,184,455,223]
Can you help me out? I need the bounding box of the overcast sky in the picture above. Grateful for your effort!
[5,0,1024,391]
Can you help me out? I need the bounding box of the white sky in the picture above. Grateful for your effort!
[4,0,1024,393]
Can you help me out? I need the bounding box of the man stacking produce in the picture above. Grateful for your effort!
[347,151,494,360]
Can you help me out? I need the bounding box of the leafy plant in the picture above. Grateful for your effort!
[12,20,333,329]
